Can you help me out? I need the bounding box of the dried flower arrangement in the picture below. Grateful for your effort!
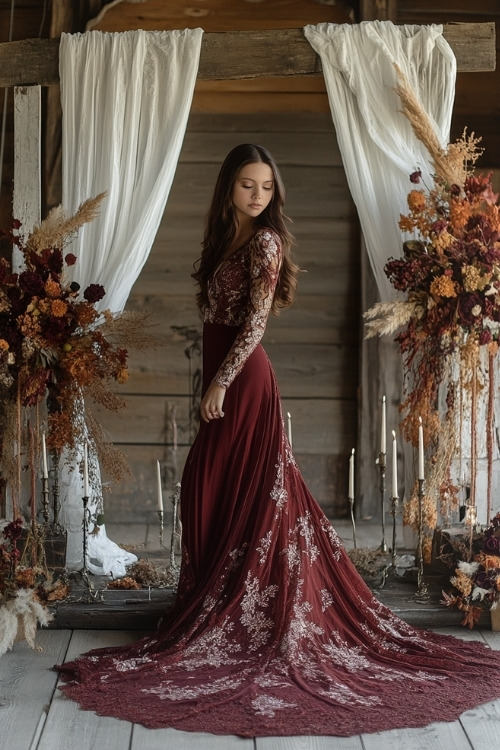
[0,518,69,655]
[364,66,500,539]
[0,193,154,504]
[0,194,155,650]
[441,513,500,628]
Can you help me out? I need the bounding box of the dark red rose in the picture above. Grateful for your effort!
[410,170,422,184]
[3,517,23,542]
[484,535,500,554]
[474,571,494,590]
[18,270,44,297]
[83,284,106,303]
[65,253,77,267]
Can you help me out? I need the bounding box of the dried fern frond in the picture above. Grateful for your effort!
[393,64,465,188]
[363,300,423,338]
[27,192,107,252]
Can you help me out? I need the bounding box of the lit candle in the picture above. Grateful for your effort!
[83,441,89,497]
[418,416,425,480]
[41,431,48,479]
[287,412,292,447]
[348,448,355,500]
[381,395,386,455]
[392,430,398,498]
[156,460,163,512]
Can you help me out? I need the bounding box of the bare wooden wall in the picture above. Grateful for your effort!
[95,112,360,523]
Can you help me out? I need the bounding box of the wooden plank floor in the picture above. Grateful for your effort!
[2,627,500,750]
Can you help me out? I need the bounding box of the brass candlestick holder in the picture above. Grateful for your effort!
[377,451,388,553]
[414,478,430,602]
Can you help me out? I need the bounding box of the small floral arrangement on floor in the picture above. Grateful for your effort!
[0,193,154,486]
[441,512,500,628]
[364,66,500,529]
[0,518,69,655]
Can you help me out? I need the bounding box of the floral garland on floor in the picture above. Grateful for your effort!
[364,67,500,551]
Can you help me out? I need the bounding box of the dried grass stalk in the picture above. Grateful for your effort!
[363,299,424,338]
[27,192,107,252]
[393,64,465,188]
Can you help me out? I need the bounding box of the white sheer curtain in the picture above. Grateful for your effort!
[58,28,203,575]
[304,21,456,300]
[304,22,456,520]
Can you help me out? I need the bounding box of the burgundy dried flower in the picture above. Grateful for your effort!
[409,170,422,184]
[65,253,77,267]
[484,535,500,554]
[479,329,493,345]
[3,517,23,542]
[18,270,44,297]
[83,284,106,303]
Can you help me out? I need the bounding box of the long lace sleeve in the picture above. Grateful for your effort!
[213,229,282,388]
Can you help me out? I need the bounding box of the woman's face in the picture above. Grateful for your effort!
[232,161,274,225]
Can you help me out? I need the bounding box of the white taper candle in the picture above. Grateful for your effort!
[418,417,425,480]
[348,448,355,500]
[156,460,163,512]
[381,395,386,455]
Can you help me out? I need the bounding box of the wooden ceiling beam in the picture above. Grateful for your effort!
[0,22,495,88]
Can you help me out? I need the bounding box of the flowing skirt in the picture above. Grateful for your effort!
[57,323,500,737]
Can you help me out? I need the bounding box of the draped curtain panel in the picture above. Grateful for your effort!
[304,22,456,519]
[304,21,456,301]
[58,28,203,575]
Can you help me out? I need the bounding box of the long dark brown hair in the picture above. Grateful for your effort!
[192,144,298,314]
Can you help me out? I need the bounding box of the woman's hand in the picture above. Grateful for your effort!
[200,382,226,423]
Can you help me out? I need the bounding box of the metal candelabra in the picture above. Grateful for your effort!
[41,476,50,524]
[377,452,388,553]
[348,495,357,549]
[158,509,164,549]
[414,478,430,602]
[69,494,103,603]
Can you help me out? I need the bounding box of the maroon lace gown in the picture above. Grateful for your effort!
[58,228,500,737]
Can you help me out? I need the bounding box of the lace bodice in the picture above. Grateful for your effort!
[204,228,282,388]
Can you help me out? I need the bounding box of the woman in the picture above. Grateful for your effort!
[58,145,500,738]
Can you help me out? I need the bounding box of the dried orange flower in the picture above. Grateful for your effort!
[407,189,426,213]
[50,299,68,317]
[430,275,457,298]
[44,279,61,298]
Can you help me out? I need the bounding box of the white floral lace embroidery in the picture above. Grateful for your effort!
[251,694,297,717]
[205,229,282,388]
[256,531,272,565]
[270,453,287,515]
[240,572,278,651]
[142,674,243,702]
[321,589,334,612]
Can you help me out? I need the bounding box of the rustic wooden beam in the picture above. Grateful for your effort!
[0,22,495,88]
